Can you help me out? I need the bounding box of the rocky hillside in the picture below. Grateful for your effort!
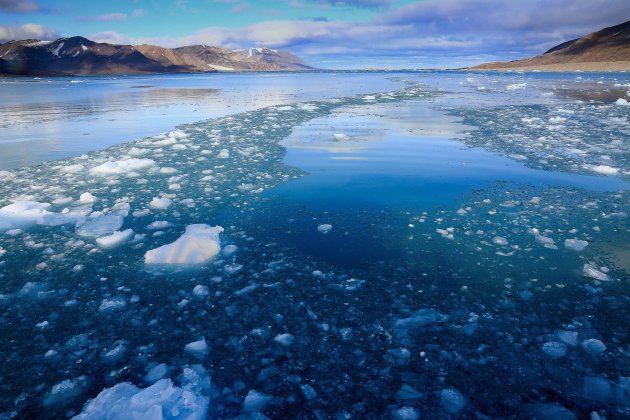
[470,20,630,72]
[0,36,313,76]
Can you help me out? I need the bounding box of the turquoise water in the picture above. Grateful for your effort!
[0,72,628,418]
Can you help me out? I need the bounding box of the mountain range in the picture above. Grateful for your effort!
[470,20,630,72]
[0,36,313,76]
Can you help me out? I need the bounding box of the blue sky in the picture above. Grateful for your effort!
[1,0,628,69]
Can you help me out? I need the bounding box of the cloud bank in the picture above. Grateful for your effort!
[0,24,58,41]
[91,0,620,68]
[5,0,629,68]
[0,0,40,13]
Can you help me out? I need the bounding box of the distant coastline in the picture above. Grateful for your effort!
[0,37,314,77]
[466,61,630,73]
[466,20,630,72]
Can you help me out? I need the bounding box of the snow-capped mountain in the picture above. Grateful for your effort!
[0,36,314,76]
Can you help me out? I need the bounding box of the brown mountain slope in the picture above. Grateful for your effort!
[172,46,312,71]
[0,37,314,76]
[470,20,630,71]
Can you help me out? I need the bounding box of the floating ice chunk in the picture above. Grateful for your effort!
[564,239,588,252]
[317,224,333,234]
[440,388,466,415]
[224,263,242,274]
[394,309,447,338]
[184,337,209,359]
[101,340,128,363]
[531,228,556,249]
[237,183,255,191]
[492,236,508,246]
[541,341,567,359]
[582,264,610,281]
[436,227,454,240]
[79,192,96,204]
[99,296,126,312]
[300,384,317,401]
[581,338,606,355]
[396,384,424,401]
[615,98,629,106]
[153,137,176,146]
[159,167,178,174]
[392,406,420,420]
[170,129,188,139]
[62,164,84,173]
[584,164,619,175]
[332,133,348,140]
[111,202,130,217]
[90,158,155,175]
[583,377,613,403]
[555,330,578,346]
[147,221,171,230]
[217,149,229,159]
[0,246,5,257]
[144,363,169,383]
[127,147,149,156]
[616,376,630,405]
[0,201,51,231]
[96,229,133,249]
[76,214,124,238]
[73,378,209,420]
[44,376,87,407]
[38,207,90,227]
[192,285,210,297]
[0,170,15,180]
[509,153,527,161]
[223,244,238,256]
[149,197,172,210]
[506,83,527,90]
[144,224,223,265]
[274,333,294,346]
[243,390,274,413]
[53,197,73,206]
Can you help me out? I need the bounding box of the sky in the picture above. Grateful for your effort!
[0,0,628,69]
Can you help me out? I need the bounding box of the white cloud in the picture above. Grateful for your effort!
[0,23,58,42]
[89,31,134,45]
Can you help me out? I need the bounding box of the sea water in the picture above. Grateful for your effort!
[0,71,628,418]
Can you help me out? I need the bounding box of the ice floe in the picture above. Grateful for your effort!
[73,376,209,419]
[144,224,223,265]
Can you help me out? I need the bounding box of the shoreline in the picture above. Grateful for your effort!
[464,61,630,73]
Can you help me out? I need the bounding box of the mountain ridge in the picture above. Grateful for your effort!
[468,20,630,72]
[0,36,313,76]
